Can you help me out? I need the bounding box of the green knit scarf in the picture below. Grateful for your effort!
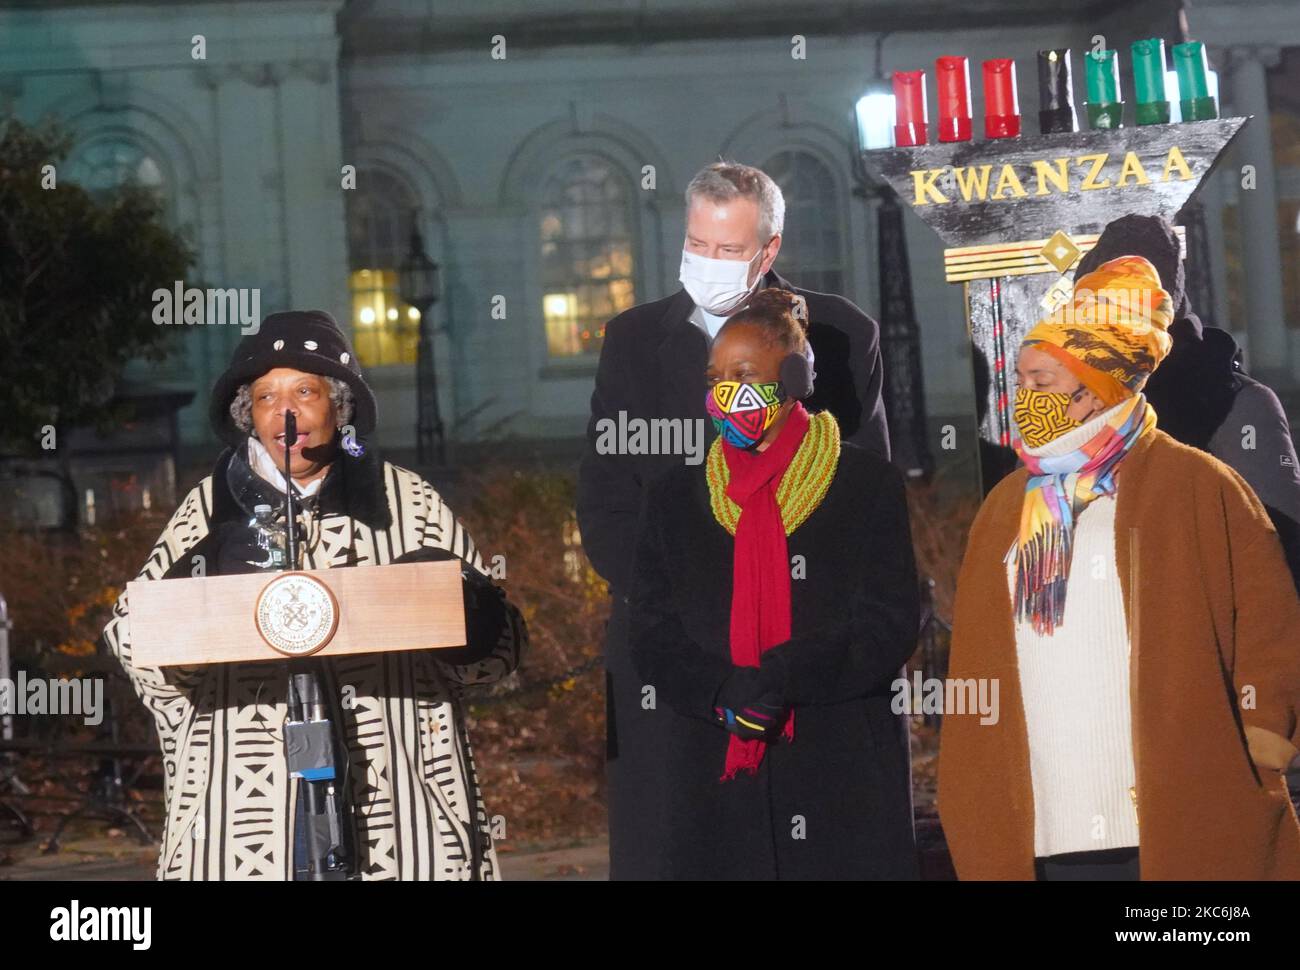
[706,409,841,536]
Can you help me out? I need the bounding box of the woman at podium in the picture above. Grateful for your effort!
[628,289,921,879]
[101,310,527,881]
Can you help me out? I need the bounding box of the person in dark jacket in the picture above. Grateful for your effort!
[1073,214,1300,591]
[577,161,892,879]
[629,289,919,879]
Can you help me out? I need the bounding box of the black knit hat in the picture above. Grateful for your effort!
[1074,214,1189,324]
[209,310,377,448]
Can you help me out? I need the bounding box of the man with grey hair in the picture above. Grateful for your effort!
[578,160,891,879]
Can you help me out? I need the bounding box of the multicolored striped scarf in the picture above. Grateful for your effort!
[1010,394,1156,635]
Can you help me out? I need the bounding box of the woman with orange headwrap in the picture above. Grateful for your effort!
[939,256,1300,881]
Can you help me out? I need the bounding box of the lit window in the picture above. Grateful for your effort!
[540,155,637,357]
[346,171,423,367]
[348,267,418,366]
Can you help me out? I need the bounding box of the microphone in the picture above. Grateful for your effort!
[279,406,353,879]
[282,411,297,570]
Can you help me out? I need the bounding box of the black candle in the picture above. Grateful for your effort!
[1037,48,1078,134]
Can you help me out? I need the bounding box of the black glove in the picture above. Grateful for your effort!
[712,666,786,740]
[390,547,510,664]
[214,521,275,575]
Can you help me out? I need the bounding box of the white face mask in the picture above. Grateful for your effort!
[679,245,766,316]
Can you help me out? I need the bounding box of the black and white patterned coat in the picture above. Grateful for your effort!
[102,444,526,880]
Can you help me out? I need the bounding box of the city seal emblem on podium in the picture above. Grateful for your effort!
[254,572,340,657]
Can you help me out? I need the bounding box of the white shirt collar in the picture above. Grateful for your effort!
[689,303,731,340]
[247,436,324,497]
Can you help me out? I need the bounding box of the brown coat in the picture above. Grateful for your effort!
[938,428,1300,880]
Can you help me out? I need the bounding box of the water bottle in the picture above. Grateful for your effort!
[250,504,287,570]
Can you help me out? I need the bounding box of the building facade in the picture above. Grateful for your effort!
[2,0,1297,472]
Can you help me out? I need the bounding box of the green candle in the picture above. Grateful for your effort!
[1085,49,1119,102]
[1131,38,1169,125]
[1173,40,1218,120]
[1173,41,1209,98]
[1084,49,1123,128]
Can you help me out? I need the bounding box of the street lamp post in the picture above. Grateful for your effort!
[855,85,934,480]
[1167,66,1221,327]
[397,217,444,465]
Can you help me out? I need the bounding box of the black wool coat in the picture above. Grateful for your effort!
[577,271,891,879]
[579,271,890,596]
[628,441,920,879]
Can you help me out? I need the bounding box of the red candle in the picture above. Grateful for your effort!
[936,55,972,142]
[982,58,1021,138]
[892,70,928,146]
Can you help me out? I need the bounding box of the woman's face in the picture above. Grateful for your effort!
[1014,345,1106,424]
[706,321,794,451]
[249,367,338,482]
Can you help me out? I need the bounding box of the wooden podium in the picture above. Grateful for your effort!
[127,560,467,666]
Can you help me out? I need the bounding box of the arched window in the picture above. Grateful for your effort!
[539,155,637,358]
[763,150,845,295]
[345,170,422,367]
[67,136,167,204]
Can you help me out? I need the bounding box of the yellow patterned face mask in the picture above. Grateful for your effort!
[1013,386,1084,447]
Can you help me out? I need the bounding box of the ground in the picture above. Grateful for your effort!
[0,826,611,882]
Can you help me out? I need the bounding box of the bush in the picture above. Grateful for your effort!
[0,467,612,848]
[450,465,609,846]
[0,462,980,849]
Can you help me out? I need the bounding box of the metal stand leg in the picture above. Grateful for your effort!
[0,766,34,841]
[0,597,31,842]
[43,756,154,854]
[42,690,156,854]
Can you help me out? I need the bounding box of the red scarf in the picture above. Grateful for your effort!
[719,401,809,781]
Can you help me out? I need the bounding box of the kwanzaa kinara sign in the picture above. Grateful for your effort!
[861,117,1248,257]
[909,145,1194,206]
[859,115,1250,491]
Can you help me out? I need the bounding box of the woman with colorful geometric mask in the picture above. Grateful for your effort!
[940,255,1300,883]
[628,287,921,879]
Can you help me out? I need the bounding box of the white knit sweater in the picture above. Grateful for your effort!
[1005,405,1140,857]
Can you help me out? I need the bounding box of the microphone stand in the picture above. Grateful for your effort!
[281,412,353,880]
